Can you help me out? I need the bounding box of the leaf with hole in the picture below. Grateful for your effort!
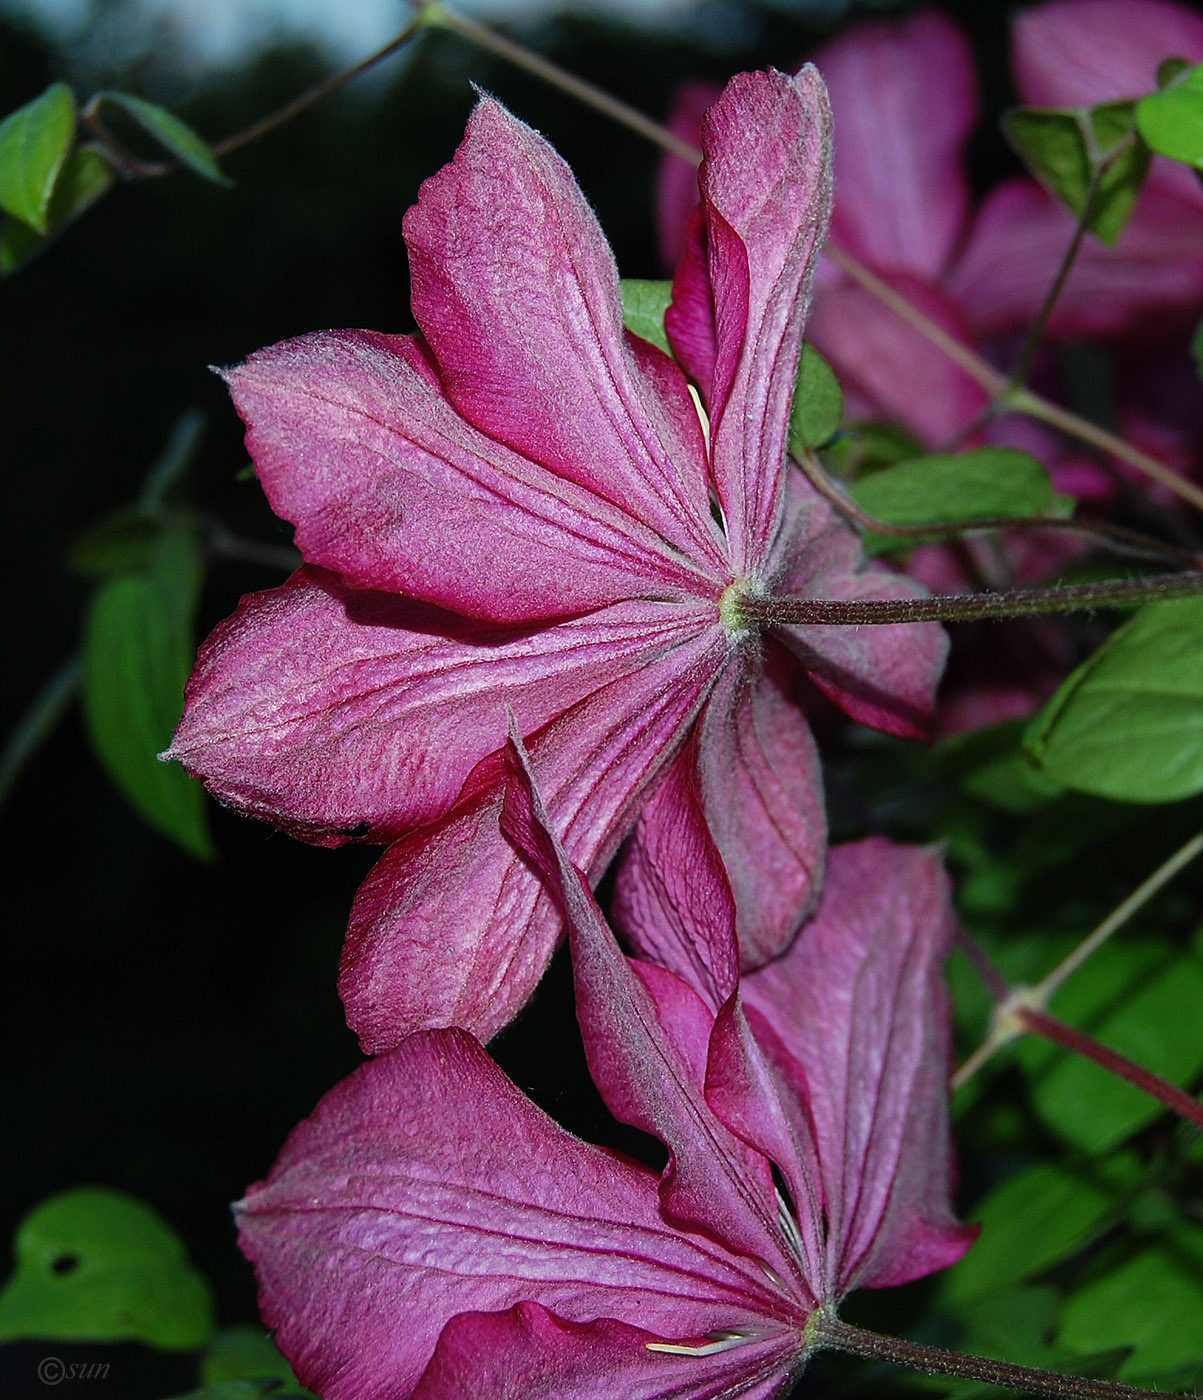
[0,1188,214,1349]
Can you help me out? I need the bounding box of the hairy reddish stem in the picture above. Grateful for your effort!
[1018,1007,1203,1131]
[810,1313,1185,1400]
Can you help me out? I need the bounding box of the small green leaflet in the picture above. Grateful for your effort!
[619,279,673,357]
[1137,63,1203,170]
[789,343,843,451]
[0,145,115,275]
[0,1188,214,1350]
[0,82,75,232]
[199,1326,314,1396]
[1003,101,1150,245]
[82,523,214,859]
[1026,596,1203,801]
[99,91,229,185]
[848,446,1063,555]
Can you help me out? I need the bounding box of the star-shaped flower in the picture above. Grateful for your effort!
[169,67,945,1048]
[235,749,974,1399]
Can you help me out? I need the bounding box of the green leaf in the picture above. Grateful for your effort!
[619,278,673,357]
[201,1327,310,1392]
[824,420,923,479]
[1026,597,1203,802]
[1057,1226,1203,1378]
[81,524,214,858]
[789,343,843,451]
[938,1156,1138,1303]
[848,447,1063,555]
[0,145,115,275]
[1019,936,1203,1154]
[164,1385,305,1400]
[0,82,75,232]
[1137,63,1203,170]
[0,1188,214,1349]
[1004,101,1150,245]
[100,92,229,185]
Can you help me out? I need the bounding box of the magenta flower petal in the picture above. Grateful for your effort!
[698,66,833,574]
[403,96,726,573]
[612,735,740,1013]
[806,273,988,446]
[239,1030,791,1400]
[500,745,804,1287]
[1014,0,1203,108]
[694,652,826,966]
[412,1302,796,1400]
[224,330,716,622]
[954,178,1203,339]
[168,573,706,847]
[741,839,978,1298]
[818,10,977,280]
[772,478,949,740]
[656,81,721,269]
[340,623,724,1047]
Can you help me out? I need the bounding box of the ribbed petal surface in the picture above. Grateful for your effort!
[240,1032,790,1400]
[770,476,948,741]
[340,620,726,1047]
[170,573,720,847]
[741,840,977,1300]
[699,67,833,576]
[404,96,726,574]
[224,330,717,622]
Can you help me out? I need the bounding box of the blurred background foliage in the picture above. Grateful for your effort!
[2,0,1202,1396]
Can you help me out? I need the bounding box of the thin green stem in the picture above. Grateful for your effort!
[810,1312,1185,1400]
[741,569,1203,628]
[1017,1007,1203,1132]
[428,5,700,161]
[1035,830,1203,1002]
[212,14,429,158]
[1006,173,1101,393]
[0,658,81,813]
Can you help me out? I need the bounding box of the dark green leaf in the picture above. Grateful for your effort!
[848,447,1063,555]
[100,92,229,185]
[938,1155,1138,1303]
[1003,102,1150,244]
[0,146,115,275]
[825,419,923,479]
[1136,63,1203,169]
[619,278,673,357]
[81,524,213,858]
[1019,935,1203,1154]
[164,1385,303,1400]
[1057,1226,1203,1378]
[0,1188,214,1349]
[789,343,843,450]
[0,82,75,232]
[201,1327,310,1392]
[1026,597,1203,802]
[1157,56,1194,89]
[70,511,159,576]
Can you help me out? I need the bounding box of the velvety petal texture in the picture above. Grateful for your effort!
[818,10,977,280]
[176,66,950,1049]
[698,66,834,575]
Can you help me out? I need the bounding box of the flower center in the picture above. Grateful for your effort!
[719,579,763,637]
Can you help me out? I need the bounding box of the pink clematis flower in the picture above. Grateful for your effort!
[168,69,945,1048]
[236,751,974,1400]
